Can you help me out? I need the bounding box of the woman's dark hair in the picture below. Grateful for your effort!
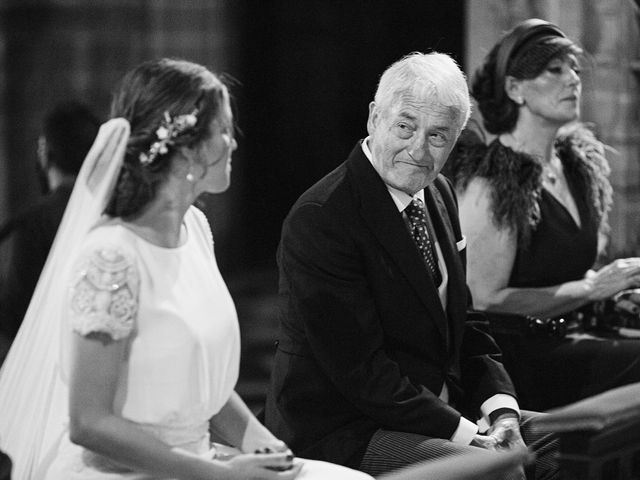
[105,58,227,218]
[471,18,580,134]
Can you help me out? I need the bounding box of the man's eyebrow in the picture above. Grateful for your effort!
[397,111,417,121]
[395,108,456,133]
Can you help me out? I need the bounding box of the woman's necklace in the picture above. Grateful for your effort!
[543,155,562,187]
[543,166,558,185]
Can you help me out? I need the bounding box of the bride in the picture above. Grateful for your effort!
[0,58,372,480]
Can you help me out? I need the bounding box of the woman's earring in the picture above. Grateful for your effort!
[516,97,524,106]
[186,171,195,182]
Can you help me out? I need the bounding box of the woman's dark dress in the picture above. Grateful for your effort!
[509,177,597,289]
[449,133,640,411]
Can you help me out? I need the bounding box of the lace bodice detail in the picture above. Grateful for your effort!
[69,246,139,340]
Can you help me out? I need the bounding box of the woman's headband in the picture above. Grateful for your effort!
[493,18,567,104]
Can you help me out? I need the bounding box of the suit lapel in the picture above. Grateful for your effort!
[424,183,467,347]
[346,144,449,343]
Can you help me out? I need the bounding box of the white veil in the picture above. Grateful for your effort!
[0,119,130,479]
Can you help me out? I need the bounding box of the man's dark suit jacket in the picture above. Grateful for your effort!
[264,141,516,468]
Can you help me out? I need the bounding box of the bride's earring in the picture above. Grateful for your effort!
[186,171,195,182]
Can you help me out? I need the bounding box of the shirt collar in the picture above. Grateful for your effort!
[361,136,425,213]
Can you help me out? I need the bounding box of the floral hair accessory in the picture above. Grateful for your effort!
[139,109,199,166]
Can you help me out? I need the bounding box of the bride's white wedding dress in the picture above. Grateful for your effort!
[43,207,370,480]
[44,206,238,478]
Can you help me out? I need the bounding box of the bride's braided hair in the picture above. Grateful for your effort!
[105,58,226,218]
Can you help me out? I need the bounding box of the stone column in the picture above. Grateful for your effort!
[581,0,640,257]
[0,21,7,226]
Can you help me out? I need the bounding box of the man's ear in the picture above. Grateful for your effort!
[366,101,379,136]
[504,76,524,105]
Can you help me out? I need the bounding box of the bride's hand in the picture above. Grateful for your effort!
[222,452,302,479]
[239,414,291,456]
[242,433,292,457]
[252,440,291,455]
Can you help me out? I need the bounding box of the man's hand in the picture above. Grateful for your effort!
[470,433,498,450]
[488,414,526,451]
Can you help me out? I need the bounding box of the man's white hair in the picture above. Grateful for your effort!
[374,52,471,133]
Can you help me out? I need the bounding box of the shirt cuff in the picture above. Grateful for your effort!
[450,416,478,444]
[477,394,520,432]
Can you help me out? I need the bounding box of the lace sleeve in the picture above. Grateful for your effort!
[69,246,140,341]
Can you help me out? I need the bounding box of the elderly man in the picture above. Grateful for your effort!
[264,52,558,479]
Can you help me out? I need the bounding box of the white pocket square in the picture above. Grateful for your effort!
[456,236,467,251]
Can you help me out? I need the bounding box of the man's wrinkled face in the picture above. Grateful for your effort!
[367,90,460,196]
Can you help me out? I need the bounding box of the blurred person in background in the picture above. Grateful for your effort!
[0,101,100,345]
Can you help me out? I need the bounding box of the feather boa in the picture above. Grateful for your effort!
[446,123,612,246]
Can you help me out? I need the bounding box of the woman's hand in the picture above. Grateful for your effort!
[210,392,292,458]
[249,440,291,456]
[585,258,640,301]
[241,429,292,458]
[222,452,302,480]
